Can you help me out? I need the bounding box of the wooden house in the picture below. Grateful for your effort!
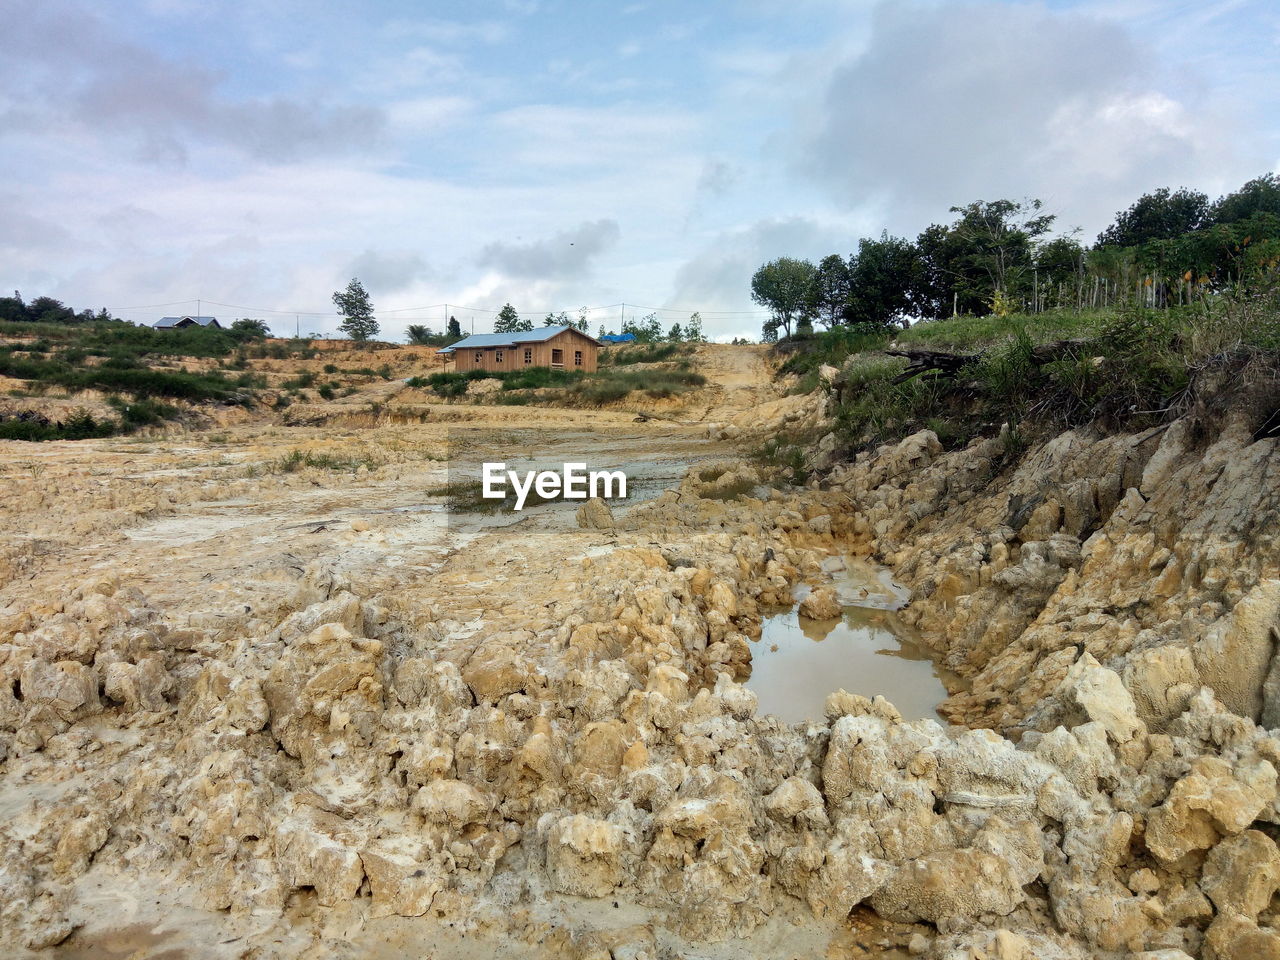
[437,325,601,373]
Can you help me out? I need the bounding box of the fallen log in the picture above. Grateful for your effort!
[885,340,1088,385]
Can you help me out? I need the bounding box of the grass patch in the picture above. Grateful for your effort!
[751,437,813,486]
[269,449,376,473]
[776,325,893,378]
[425,479,560,513]
[0,349,245,401]
[407,365,706,404]
[600,342,691,366]
[0,408,118,441]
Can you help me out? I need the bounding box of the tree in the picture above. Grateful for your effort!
[807,254,852,328]
[845,233,919,329]
[1210,174,1280,226]
[1097,187,1208,248]
[622,313,663,343]
[948,199,1055,302]
[576,306,591,332]
[230,318,270,338]
[0,292,28,323]
[406,324,434,344]
[332,278,378,341]
[667,322,683,342]
[1034,237,1085,309]
[750,257,814,340]
[27,296,76,324]
[685,312,706,342]
[543,310,571,326]
[447,315,462,337]
[494,303,522,333]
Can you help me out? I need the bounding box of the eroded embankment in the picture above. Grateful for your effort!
[1,408,1279,959]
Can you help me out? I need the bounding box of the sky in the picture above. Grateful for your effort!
[1,0,1277,342]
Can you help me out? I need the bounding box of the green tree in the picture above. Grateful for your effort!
[949,199,1055,303]
[494,303,522,333]
[406,324,434,344]
[1210,174,1280,225]
[1097,187,1209,248]
[27,296,76,324]
[622,313,663,343]
[447,315,462,337]
[0,292,28,323]
[1034,237,1084,309]
[685,312,706,343]
[230,318,270,338]
[543,310,571,326]
[750,257,815,340]
[845,233,919,329]
[807,253,852,328]
[332,278,378,341]
[667,322,683,341]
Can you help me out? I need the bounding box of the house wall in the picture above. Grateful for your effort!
[452,329,598,373]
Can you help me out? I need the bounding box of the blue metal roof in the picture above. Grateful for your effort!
[601,332,635,343]
[154,316,219,328]
[437,324,599,354]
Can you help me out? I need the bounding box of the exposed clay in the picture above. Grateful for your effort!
[2,346,1279,959]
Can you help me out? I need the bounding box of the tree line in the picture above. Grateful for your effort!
[750,173,1280,340]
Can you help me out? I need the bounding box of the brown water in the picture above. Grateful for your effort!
[746,562,958,724]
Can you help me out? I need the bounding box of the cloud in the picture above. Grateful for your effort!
[667,216,850,336]
[695,159,738,199]
[0,2,385,166]
[477,220,622,279]
[795,1,1262,235]
[381,17,510,46]
[347,250,433,295]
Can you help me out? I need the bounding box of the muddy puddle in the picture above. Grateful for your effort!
[747,561,960,724]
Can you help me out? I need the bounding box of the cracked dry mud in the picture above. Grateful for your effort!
[3,343,1280,960]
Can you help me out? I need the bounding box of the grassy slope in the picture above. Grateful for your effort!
[0,321,272,440]
[778,293,1280,460]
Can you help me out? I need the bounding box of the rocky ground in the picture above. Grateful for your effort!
[2,342,1278,959]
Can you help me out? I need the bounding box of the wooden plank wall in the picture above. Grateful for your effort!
[452,329,598,373]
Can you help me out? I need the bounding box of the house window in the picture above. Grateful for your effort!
[474,351,483,363]
[551,348,564,365]
[574,350,583,367]
[523,348,532,364]
[495,350,504,363]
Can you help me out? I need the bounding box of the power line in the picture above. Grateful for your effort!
[103,297,775,326]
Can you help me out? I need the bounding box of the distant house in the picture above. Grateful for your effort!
[437,325,601,373]
[153,316,221,330]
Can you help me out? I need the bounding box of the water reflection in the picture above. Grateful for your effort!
[746,564,958,724]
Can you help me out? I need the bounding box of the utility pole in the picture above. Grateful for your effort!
[620,302,625,333]
[444,304,448,334]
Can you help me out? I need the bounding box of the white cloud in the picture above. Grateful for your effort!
[478,220,622,279]
[0,2,385,166]
[794,1,1263,236]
